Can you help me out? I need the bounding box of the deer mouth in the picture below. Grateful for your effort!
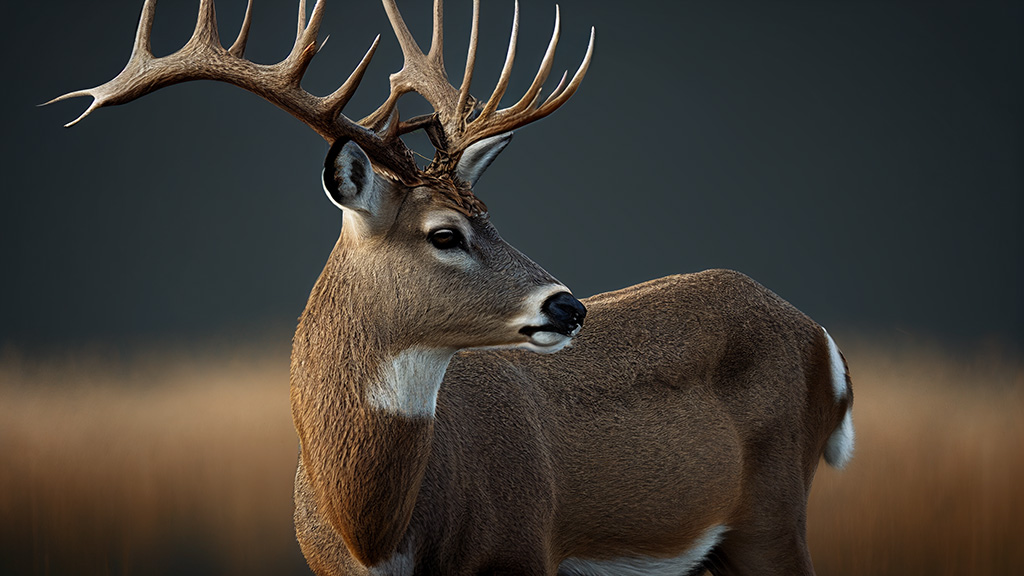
[509,288,586,353]
[518,324,581,353]
[519,324,581,339]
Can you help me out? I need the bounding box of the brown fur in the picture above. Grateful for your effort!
[291,264,853,575]
[417,173,488,217]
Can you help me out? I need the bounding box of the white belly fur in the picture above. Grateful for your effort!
[558,524,728,576]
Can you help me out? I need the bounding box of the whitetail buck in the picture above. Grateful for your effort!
[50,0,855,574]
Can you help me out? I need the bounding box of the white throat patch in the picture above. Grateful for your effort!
[366,348,455,418]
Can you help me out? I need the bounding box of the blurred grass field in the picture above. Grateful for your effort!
[1,335,1021,575]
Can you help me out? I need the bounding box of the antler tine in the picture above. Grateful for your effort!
[356,0,423,129]
[285,0,328,85]
[533,26,594,115]
[47,0,421,182]
[41,90,99,128]
[509,5,559,114]
[228,0,254,57]
[457,26,593,149]
[440,15,593,154]
[191,0,221,47]
[428,0,444,63]
[41,0,159,127]
[455,0,480,122]
[306,0,328,53]
[297,0,307,41]
[477,0,519,121]
[362,0,459,132]
[539,70,569,109]
[380,0,425,62]
[323,35,381,118]
[133,0,158,60]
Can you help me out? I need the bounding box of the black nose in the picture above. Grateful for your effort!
[541,292,587,335]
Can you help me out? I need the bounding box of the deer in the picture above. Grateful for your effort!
[49,0,855,574]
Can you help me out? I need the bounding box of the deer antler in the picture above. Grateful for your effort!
[47,0,594,187]
[44,0,420,183]
[363,0,595,174]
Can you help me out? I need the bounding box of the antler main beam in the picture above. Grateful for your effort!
[45,0,420,182]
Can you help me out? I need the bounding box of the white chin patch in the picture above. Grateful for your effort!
[521,330,574,354]
[531,331,563,346]
[470,329,575,355]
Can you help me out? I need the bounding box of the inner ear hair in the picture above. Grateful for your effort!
[456,132,514,188]
[323,139,377,212]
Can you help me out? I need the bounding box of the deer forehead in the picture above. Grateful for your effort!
[400,190,495,241]
[420,209,473,237]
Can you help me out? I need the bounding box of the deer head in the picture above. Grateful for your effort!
[48,0,593,366]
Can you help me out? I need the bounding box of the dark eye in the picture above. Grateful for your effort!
[428,228,464,250]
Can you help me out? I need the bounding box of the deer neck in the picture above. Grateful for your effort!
[290,247,454,566]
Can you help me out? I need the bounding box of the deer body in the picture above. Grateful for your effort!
[291,265,853,575]
[53,1,854,574]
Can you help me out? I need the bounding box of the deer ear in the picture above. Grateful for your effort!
[456,132,513,187]
[323,139,380,213]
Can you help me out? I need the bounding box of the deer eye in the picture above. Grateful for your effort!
[428,228,465,250]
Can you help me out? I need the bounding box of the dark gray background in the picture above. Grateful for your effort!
[3,0,1021,352]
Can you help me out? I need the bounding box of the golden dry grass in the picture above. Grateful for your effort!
[807,338,1024,575]
[1,336,1021,575]
[0,343,305,575]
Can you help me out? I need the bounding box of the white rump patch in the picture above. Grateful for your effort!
[823,328,848,401]
[825,409,855,469]
[559,525,728,576]
[822,327,855,469]
[366,348,455,418]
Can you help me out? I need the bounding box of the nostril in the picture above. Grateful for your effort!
[559,296,586,324]
[541,291,587,333]
[573,298,587,323]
